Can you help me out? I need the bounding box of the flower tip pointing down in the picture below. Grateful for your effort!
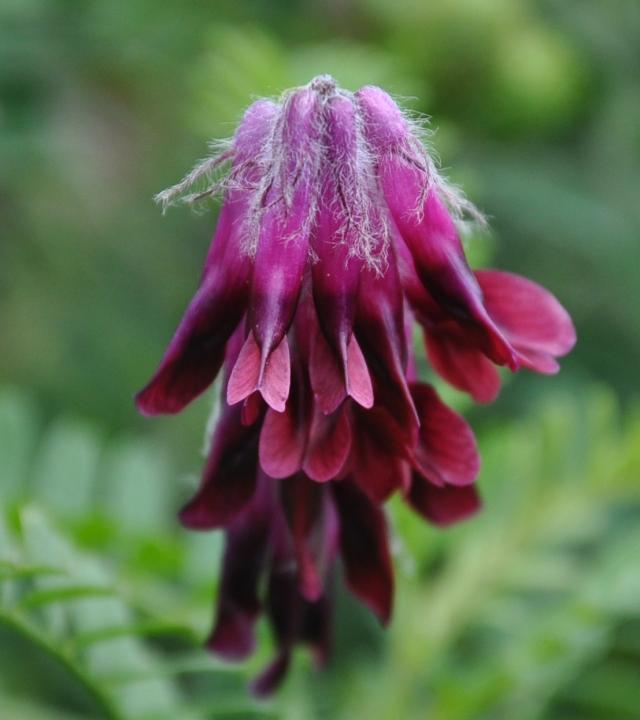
[136,75,577,694]
[227,333,291,413]
[344,335,375,409]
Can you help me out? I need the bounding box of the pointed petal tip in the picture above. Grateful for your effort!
[133,388,154,416]
[178,500,213,531]
[258,389,287,414]
[258,336,291,413]
[227,333,290,412]
[507,350,521,373]
[227,333,261,407]
[134,385,182,417]
[360,587,393,626]
[348,389,374,410]
[345,335,374,409]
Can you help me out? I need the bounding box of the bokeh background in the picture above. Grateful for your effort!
[1,0,639,718]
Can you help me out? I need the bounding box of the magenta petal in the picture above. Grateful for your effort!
[225,99,278,179]
[136,99,282,417]
[309,329,348,414]
[241,392,264,426]
[310,173,361,348]
[281,477,339,601]
[259,336,291,412]
[513,348,560,374]
[227,332,291,412]
[309,330,373,414]
[207,495,270,659]
[476,269,577,371]
[345,335,374,408]
[381,165,518,370]
[355,85,415,150]
[333,480,393,624]
[179,405,259,530]
[310,95,376,412]
[259,405,306,479]
[248,90,319,370]
[250,652,290,698]
[351,406,411,502]
[299,591,333,667]
[252,560,299,696]
[356,258,418,440]
[136,200,250,415]
[303,405,351,483]
[408,475,482,527]
[411,383,480,487]
[227,332,261,406]
[425,331,502,403]
[208,605,256,661]
[249,208,308,357]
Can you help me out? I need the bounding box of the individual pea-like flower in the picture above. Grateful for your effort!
[136,76,575,694]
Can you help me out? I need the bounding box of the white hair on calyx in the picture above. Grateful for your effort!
[154,76,485,270]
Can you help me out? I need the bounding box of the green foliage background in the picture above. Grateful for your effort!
[1,0,639,718]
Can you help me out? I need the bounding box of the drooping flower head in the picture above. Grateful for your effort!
[137,76,575,694]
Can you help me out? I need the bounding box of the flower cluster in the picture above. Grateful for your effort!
[137,76,575,694]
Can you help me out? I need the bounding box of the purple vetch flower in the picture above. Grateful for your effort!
[136,76,575,694]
